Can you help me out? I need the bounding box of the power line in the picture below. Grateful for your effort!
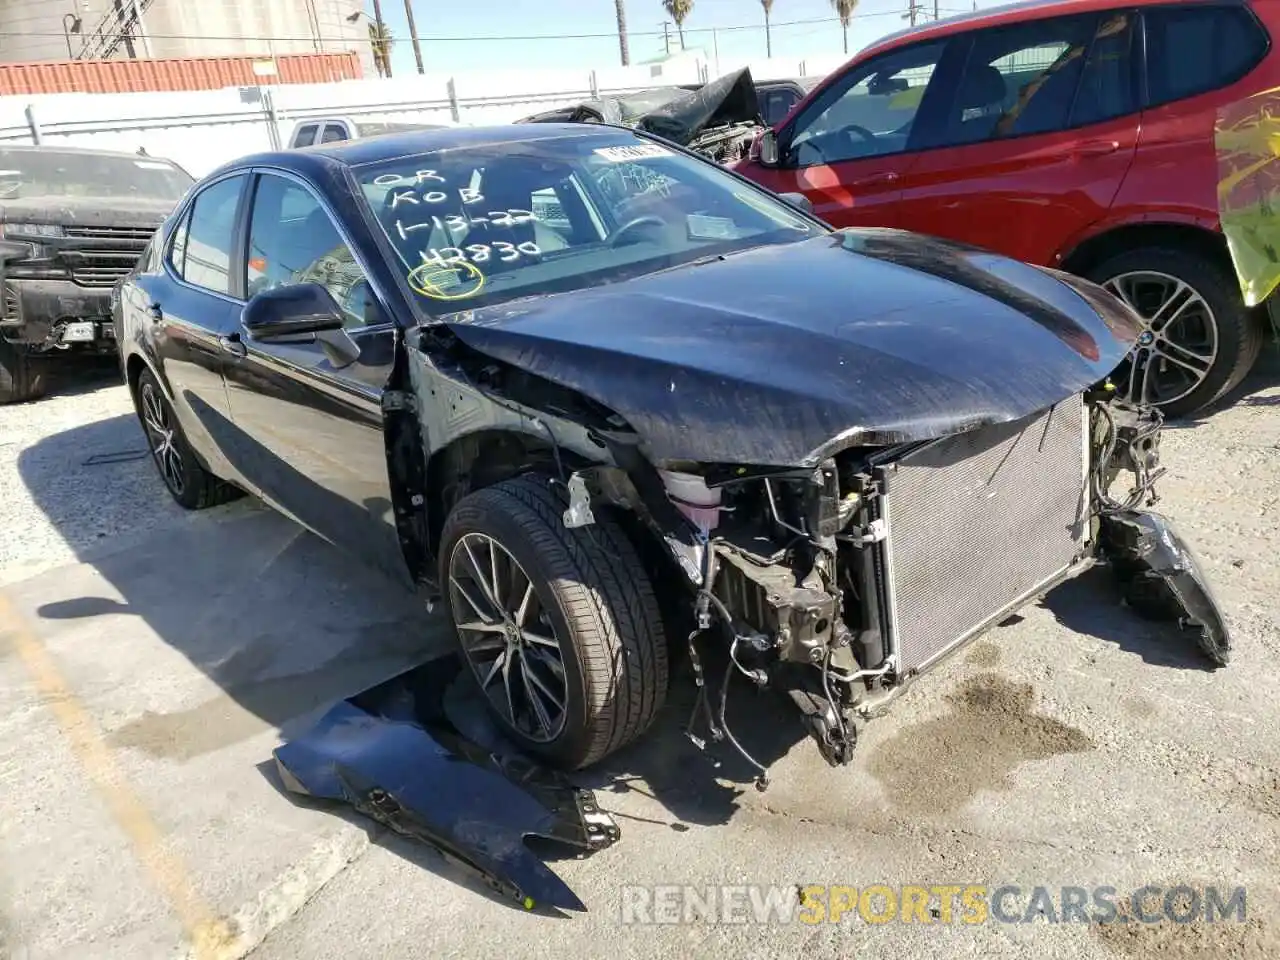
[0,10,976,46]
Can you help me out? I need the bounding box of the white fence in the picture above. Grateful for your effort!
[0,52,848,177]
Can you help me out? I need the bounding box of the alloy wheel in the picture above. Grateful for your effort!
[1103,271,1219,407]
[140,381,185,497]
[447,532,569,743]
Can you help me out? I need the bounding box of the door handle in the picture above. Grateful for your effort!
[217,333,247,358]
[1072,140,1120,158]
[849,171,900,188]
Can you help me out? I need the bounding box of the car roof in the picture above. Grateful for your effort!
[863,0,1197,57]
[223,123,639,174]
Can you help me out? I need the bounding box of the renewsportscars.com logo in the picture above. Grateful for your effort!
[618,884,1248,926]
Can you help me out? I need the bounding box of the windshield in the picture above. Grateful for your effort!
[353,130,823,315]
[0,148,192,201]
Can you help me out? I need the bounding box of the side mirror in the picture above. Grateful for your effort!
[242,283,346,341]
[759,128,780,167]
[777,192,813,215]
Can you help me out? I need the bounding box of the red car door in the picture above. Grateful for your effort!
[894,10,1141,267]
[741,39,953,229]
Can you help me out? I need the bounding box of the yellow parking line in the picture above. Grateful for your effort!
[0,590,235,959]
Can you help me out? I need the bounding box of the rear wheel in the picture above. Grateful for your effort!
[0,339,49,404]
[1087,247,1265,418]
[439,474,669,769]
[134,368,239,510]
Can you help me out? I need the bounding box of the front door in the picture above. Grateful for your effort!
[744,38,954,228]
[893,10,1142,266]
[220,170,413,590]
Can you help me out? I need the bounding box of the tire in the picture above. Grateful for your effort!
[0,338,49,404]
[439,473,669,769]
[134,368,239,510]
[1086,247,1265,418]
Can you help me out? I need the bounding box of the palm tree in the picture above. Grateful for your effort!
[831,0,858,55]
[662,0,693,51]
[761,0,775,58]
[368,21,394,77]
[370,0,392,77]
[403,1,425,74]
[615,0,630,65]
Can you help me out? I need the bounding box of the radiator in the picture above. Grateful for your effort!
[874,395,1089,675]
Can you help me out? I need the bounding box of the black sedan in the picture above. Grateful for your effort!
[114,123,1229,780]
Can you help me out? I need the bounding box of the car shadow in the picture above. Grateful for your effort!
[16,406,811,840]
[1039,567,1211,669]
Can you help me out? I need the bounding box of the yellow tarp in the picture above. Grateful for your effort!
[1217,87,1280,306]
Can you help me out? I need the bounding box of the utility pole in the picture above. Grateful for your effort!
[934,0,940,19]
[906,0,926,26]
[371,0,392,77]
[662,21,671,55]
[403,0,424,73]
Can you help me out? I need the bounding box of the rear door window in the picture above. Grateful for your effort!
[321,123,349,143]
[176,174,246,296]
[1142,3,1270,107]
[932,12,1136,145]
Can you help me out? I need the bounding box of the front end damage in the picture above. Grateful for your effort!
[543,386,1229,786]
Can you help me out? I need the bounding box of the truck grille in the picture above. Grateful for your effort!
[70,251,145,288]
[61,225,155,288]
[874,396,1089,675]
[64,225,156,242]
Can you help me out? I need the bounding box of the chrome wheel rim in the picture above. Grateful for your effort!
[447,532,568,743]
[140,382,185,496]
[1103,271,1219,407]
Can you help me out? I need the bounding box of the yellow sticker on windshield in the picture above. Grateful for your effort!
[408,259,486,300]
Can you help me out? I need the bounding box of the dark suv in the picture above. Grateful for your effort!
[0,144,192,403]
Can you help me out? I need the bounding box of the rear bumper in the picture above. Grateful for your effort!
[0,278,116,350]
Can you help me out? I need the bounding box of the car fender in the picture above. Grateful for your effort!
[1052,209,1224,271]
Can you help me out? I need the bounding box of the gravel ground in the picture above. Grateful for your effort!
[2,355,1280,959]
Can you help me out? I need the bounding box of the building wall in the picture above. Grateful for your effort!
[0,0,371,70]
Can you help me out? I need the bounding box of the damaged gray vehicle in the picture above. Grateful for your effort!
[113,124,1230,785]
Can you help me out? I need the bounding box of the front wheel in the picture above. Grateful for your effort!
[1088,247,1265,418]
[438,474,669,769]
[0,338,48,405]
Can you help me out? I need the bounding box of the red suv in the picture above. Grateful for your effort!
[734,0,1280,416]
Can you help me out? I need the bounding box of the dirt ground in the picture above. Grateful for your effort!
[1,357,1279,960]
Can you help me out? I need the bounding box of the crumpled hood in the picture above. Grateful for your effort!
[444,228,1142,466]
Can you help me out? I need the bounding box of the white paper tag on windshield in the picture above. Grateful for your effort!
[686,214,737,241]
[135,160,172,170]
[593,144,672,163]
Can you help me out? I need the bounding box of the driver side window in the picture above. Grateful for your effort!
[244,174,381,330]
[787,40,947,167]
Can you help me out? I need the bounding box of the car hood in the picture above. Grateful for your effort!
[631,68,763,146]
[0,195,177,228]
[443,228,1142,467]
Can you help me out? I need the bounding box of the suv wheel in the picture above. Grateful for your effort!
[134,368,239,510]
[0,339,49,405]
[1087,247,1264,418]
[439,473,669,769]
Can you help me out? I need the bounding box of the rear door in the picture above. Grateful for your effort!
[1116,1,1275,226]
[893,9,1142,266]
[220,169,411,589]
[138,172,249,481]
[755,39,954,228]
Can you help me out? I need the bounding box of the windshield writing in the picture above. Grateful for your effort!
[353,132,821,313]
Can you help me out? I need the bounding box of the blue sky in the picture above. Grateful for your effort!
[370,0,1006,75]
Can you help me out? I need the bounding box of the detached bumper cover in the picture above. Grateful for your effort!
[1098,510,1232,666]
[273,661,619,913]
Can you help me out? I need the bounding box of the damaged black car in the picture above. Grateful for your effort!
[0,144,193,403]
[517,67,765,163]
[114,124,1230,784]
